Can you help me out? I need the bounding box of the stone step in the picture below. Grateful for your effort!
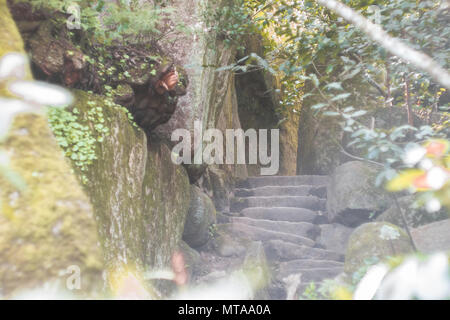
[231,196,326,212]
[230,217,320,240]
[276,266,344,283]
[235,186,314,197]
[264,239,344,262]
[277,259,344,270]
[240,207,328,224]
[219,223,315,247]
[236,175,329,188]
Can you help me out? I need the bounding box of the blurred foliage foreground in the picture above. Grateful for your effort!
[1,0,450,300]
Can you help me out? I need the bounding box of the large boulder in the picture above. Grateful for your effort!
[327,161,393,227]
[411,219,450,254]
[377,195,448,228]
[59,91,191,296]
[0,114,105,298]
[317,224,354,255]
[344,222,414,274]
[0,2,105,298]
[183,186,217,248]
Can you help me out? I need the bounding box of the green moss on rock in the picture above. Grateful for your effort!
[344,222,414,274]
[0,0,32,99]
[182,185,216,248]
[61,90,190,297]
[0,2,104,298]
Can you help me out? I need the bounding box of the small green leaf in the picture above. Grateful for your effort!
[331,93,351,101]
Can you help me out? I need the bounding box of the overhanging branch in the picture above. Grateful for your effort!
[316,0,450,90]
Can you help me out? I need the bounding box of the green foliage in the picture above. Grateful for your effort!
[240,0,449,187]
[208,223,219,238]
[25,0,174,45]
[301,279,353,300]
[48,92,137,185]
[300,282,320,300]
[203,0,263,50]
[48,107,99,184]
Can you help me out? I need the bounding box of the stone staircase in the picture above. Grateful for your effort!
[223,175,345,299]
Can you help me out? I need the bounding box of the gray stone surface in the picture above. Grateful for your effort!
[265,240,344,262]
[213,230,251,257]
[231,195,326,211]
[238,175,329,188]
[327,161,392,227]
[317,223,354,255]
[231,217,320,240]
[240,207,319,223]
[220,223,315,247]
[235,185,314,197]
[412,219,450,254]
[377,195,448,228]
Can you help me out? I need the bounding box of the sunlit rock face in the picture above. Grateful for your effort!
[151,0,254,185]
[234,34,300,177]
[154,0,236,140]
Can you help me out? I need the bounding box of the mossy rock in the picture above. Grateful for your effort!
[344,222,414,274]
[0,114,105,298]
[71,90,148,273]
[28,20,67,76]
[62,90,190,297]
[0,0,27,58]
[242,241,270,300]
[0,0,32,98]
[141,140,191,269]
[182,185,217,248]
